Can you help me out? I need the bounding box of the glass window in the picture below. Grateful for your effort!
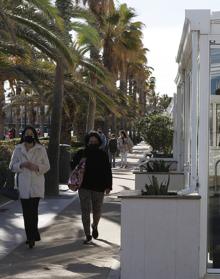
[210,104,213,146]
[216,105,220,146]
[208,46,220,269]
[210,48,220,95]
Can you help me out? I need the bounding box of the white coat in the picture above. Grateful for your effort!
[9,143,50,199]
[117,137,133,153]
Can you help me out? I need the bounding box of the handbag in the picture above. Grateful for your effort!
[68,158,86,191]
[0,172,19,201]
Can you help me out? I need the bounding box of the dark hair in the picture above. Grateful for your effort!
[84,131,102,146]
[120,130,127,138]
[20,126,41,144]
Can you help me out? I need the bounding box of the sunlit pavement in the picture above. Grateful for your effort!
[0,142,150,279]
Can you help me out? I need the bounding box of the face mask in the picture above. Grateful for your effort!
[24,135,35,144]
[88,144,99,149]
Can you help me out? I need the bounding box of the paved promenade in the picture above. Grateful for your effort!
[0,142,149,279]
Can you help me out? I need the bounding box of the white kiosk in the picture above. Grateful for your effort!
[176,9,220,277]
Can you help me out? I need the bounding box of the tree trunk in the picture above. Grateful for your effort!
[0,80,5,139]
[74,112,86,143]
[45,61,64,196]
[15,106,20,137]
[60,110,71,144]
[86,95,96,132]
[39,103,45,137]
[85,46,99,133]
[120,67,128,130]
[139,83,146,117]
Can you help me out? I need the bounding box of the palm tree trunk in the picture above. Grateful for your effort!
[0,80,4,139]
[39,103,45,137]
[86,46,98,132]
[120,75,127,130]
[139,83,146,116]
[46,61,64,196]
[60,110,71,144]
[86,95,96,132]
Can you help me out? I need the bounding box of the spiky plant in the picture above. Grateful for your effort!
[142,175,170,195]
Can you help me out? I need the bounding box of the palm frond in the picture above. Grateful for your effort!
[8,13,74,66]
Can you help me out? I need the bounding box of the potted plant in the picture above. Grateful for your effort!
[135,159,184,192]
[119,187,201,279]
[141,160,173,172]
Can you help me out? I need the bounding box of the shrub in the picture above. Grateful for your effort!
[137,113,173,154]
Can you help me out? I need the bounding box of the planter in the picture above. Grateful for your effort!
[134,171,185,192]
[119,194,201,279]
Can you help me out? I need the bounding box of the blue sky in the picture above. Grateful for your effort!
[121,0,220,96]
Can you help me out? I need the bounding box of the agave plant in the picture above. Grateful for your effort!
[141,160,173,172]
[142,174,170,195]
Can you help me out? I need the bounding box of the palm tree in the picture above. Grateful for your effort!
[75,0,116,132]
[0,80,4,138]
[100,4,145,131]
[0,0,78,195]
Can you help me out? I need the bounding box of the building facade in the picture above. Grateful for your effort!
[176,9,220,277]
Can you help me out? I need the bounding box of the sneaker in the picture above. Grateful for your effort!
[92,225,99,239]
[83,235,92,244]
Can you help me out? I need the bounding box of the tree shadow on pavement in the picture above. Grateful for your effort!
[66,262,110,278]
[0,198,120,279]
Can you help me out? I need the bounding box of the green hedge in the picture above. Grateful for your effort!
[0,138,84,187]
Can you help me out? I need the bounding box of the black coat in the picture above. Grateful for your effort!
[108,138,118,153]
[71,148,112,192]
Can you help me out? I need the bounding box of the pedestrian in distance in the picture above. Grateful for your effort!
[9,126,50,248]
[97,127,107,151]
[108,133,118,168]
[117,130,133,168]
[71,131,112,244]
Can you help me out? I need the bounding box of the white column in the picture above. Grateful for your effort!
[172,94,178,161]
[180,83,185,172]
[184,71,191,187]
[176,84,184,172]
[198,34,209,279]
[190,31,199,190]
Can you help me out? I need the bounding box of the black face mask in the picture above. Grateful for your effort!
[24,135,35,144]
[88,144,99,150]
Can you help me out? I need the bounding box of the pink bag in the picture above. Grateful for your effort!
[68,158,86,191]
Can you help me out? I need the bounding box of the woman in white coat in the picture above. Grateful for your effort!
[9,126,50,248]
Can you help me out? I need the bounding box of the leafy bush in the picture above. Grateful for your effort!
[0,161,8,187]
[0,140,18,162]
[137,113,173,154]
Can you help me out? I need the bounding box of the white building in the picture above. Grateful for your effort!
[175,9,220,277]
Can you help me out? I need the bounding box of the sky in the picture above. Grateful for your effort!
[121,0,220,96]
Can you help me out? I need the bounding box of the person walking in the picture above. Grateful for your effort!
[71,131,112,244]
[117,130,133,168]
[9,126,50,248]
[97,128,107,151]
[108,133,118,168]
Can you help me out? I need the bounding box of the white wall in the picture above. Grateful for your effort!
[121,197,201,279]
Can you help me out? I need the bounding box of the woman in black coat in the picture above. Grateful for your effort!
[71,131,112,243]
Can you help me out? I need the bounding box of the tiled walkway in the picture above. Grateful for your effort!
[0,142,149,279]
